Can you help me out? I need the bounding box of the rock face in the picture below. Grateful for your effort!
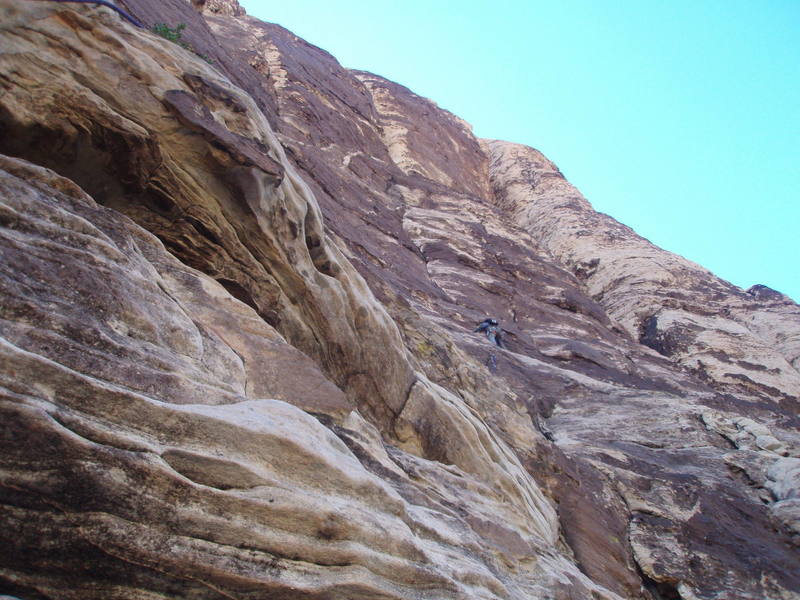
[484,141,800,404]
[0,2,798,599]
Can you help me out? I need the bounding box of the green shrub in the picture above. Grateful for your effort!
[151,23,190,50]
[151,23,214,64]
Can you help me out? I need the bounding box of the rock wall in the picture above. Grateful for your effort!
[0,1,798,599]
[484,140,800,404]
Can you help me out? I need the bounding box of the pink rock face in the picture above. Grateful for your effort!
[0,2,798,600]
[194,0,246,17]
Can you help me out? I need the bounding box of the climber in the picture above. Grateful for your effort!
[474,318,505,348]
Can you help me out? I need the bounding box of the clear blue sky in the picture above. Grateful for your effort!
[241,1,799,302]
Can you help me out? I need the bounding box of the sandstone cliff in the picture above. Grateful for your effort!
[0,2,797,599]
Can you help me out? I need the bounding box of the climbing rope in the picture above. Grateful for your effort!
[42,0,145,28]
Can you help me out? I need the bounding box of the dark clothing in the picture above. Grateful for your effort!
[474,319,504,348]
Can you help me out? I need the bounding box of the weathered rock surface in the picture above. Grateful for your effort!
[0,1,798,599]
[484,140,800,404]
